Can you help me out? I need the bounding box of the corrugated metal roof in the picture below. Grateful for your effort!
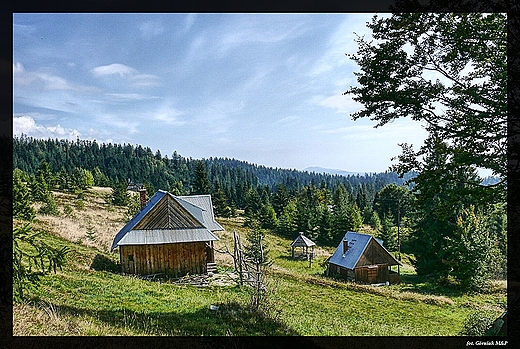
[111,190,223,251]
[176,195,224,231]
[117,228,219,246]
[290,233,316,247]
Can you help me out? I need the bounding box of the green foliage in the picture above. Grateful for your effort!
[13,169,35,221]
[373,183,414,227]
[244,222,270,265]
[378,215,397,252]
[443,206,499,290]
[459,309,496,336]
[192,160,211,195]
[345,12,506,182]
[13,224,70,302]
[367,210,381,230]
[111,181,129,206]
[38,192,59,216]
[127,193,141,217]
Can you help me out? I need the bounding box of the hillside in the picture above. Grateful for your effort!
[12,186,507,337]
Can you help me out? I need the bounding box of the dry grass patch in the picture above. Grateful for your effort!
[35,189,127,253]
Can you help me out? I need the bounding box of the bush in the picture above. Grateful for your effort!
[459,310,496,336]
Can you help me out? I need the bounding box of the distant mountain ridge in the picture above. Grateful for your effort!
[304,167,366,177]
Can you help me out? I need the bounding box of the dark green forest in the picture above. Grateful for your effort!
[13,133,506,291]
[13,135,414,212]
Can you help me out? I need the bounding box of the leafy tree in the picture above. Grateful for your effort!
[212,187,232,218]
[38,192,59,216]
[244,221,270,267]
[91,166,111,187]
[30,171,50,202]
[345,12,507,287]
[408,135,486,279]
[258,203,278,230]
[367,210,381,230]
[345,13,506,186]
[443,205,499,290]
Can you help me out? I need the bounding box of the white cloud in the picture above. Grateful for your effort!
[91,63,138,77]
[105,93,160,103]
[90,63,160,88]
[14,62,98,92]
[152,101,185,125]
[13,115,81,140]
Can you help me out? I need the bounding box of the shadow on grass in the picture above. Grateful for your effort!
[38,300,299,337]
[399,273,470,297]
[90,254,121,273]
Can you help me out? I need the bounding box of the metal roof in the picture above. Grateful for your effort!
[176,195,224,232]
[111,190,223,251]
[117,228,219,246]
[328,231,399,270]
[290,232,316,247]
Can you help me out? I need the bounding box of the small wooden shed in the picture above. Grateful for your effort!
[111,190,224,277]
[290,232,316,260]
[326,231,401,285]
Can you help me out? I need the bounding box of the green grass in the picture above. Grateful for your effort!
[13,197,507,336]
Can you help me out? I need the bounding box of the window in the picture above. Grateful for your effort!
[128,254,134,262]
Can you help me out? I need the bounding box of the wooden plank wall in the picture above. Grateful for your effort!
[121,242,207,276]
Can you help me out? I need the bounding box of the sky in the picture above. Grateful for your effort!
[12,13,429,174]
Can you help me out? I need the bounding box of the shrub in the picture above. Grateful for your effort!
[459,310,496,336]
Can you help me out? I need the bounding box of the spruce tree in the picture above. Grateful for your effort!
[13,170,35,221]
[192,161,211,195]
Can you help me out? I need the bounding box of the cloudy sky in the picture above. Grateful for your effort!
[13,13,428,173]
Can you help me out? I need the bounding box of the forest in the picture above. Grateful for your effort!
[13,131,506,291]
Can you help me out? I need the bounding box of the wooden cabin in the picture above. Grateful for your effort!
[111,190,224,277]
[290,232,316,260]
[326,231,401,285]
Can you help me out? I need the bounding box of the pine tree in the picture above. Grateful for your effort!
[192,161,211,195]
[13,169,35,221]
[111,181,129,206]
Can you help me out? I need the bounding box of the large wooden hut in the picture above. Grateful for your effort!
[326,231,401,285]
[111,190,224,277]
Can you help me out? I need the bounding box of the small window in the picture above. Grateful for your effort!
[128,254,134,262]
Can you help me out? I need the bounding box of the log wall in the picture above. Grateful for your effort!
[120,242,207,277]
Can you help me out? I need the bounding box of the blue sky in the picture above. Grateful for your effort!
[13,13,429,173]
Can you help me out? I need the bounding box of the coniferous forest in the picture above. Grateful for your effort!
[12,133,506,291]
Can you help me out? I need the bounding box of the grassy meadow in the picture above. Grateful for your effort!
[12,187,507,336]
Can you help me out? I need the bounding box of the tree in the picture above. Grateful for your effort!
[373,183,413,227]
[13,169,35,221]
[192,160,211,195]
[111,181,129,206]
[345,12,507,287]
[378,215,397,252]
[408,135,487,279]
[13,224,70,302]
[345,13,506,187]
